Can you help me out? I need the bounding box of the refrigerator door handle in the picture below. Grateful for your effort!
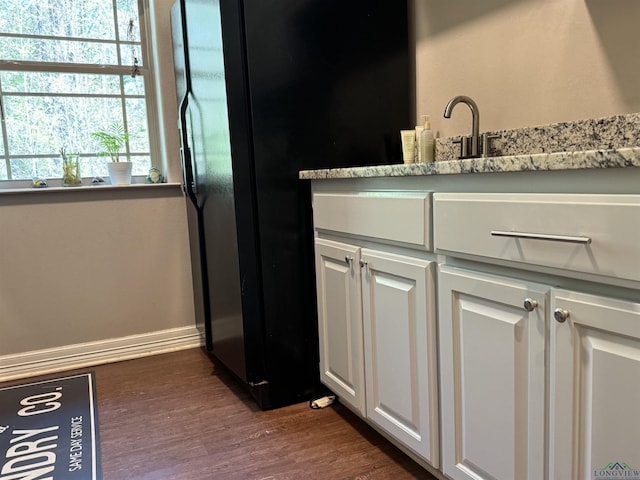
[178,93,199,209]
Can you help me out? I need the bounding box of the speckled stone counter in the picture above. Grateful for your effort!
[438,112,640,160]
[300,113,640,180]
[300,147,640,180]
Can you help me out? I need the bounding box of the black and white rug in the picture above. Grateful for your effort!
[0,372,101,479]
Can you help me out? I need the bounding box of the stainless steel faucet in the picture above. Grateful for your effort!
[444,95,480,158]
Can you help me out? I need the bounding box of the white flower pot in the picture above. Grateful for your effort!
[107,162,133,185]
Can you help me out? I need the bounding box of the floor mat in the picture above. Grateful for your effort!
[0,372,101,479]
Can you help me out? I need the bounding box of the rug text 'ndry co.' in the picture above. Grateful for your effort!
[0,373,100,480]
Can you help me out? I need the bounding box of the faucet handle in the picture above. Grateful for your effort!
[452,136,471,159]
[481,133,500,158]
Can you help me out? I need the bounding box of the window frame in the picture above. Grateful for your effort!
[0,0,159,183]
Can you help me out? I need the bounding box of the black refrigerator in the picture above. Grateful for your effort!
[171,0,410,409]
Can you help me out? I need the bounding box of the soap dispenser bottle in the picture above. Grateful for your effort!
[414,122,424,163]
[420,115,434,163]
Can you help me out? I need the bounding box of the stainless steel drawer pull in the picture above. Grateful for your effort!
[491,230,592,245]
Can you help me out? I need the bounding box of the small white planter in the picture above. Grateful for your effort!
[107,162,133,185]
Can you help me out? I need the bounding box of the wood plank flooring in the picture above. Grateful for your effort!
[1,348,438,479]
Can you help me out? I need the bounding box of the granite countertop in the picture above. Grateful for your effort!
[299,147,640,180]
[300,113,640,180]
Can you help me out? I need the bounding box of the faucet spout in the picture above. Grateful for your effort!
[444,95,480,158]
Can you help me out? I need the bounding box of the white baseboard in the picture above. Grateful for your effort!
[0,326,204,382]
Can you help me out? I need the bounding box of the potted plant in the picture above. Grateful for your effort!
[91,124,132,185]
[60,147,82,186]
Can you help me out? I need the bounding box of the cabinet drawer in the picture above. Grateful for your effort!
[434,193,640,282]
[313,192,432,250]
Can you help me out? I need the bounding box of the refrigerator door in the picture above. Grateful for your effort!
[182,0,249,382]
[170,1,211,348]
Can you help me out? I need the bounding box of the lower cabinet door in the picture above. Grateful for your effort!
[550,289,640,480]
[314,238,365,415]
[438,265,546,480]
[361,249,439,466]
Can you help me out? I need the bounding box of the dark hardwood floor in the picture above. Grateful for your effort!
[1,348,438,479]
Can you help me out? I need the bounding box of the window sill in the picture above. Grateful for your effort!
[0,177,183,196]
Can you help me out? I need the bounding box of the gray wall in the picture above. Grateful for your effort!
[413,0,640,137]
[0,0,196,371]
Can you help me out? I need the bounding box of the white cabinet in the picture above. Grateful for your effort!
[313,192,432,250]
[313,237,439,466]
[438,266,546,480]
[550,290,640,480]
[434,193,640,283]
[309,179,640,480]
[314,238,365,415]
[439,265,640,480]
[362,249,438,465]
[435,192,640,480]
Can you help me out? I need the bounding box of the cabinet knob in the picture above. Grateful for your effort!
[554,308,570,323]
[523,298,538,312]
[344,256,353,265]
[359,259,368,268]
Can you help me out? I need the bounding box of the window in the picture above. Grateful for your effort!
[0,0,155,181]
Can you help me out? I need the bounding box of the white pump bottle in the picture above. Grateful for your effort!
[420,115,434,163]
